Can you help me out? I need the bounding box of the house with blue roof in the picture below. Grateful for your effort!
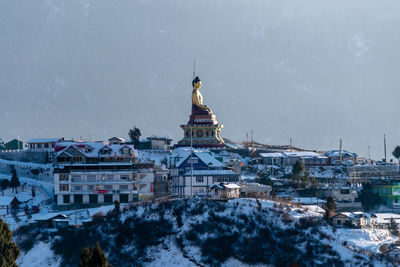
[171,148,240,197]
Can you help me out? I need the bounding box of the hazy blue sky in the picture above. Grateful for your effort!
[1,0,400,160]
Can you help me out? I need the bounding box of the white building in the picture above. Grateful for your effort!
[259,151,329,167]
[53,141,156,205]
[171,148,240,197]
[26,138,63,151]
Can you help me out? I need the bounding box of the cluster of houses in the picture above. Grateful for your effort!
[2,135,400,225]
[49,137,269,205]
[331,212,400,229]
[258,149,357,167]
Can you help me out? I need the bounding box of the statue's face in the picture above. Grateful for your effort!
[193,81,202,90]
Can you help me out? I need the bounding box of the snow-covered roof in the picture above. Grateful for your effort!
[259,152,285,158]
[34,213,69,221]
[0,196,16,206]
[183,169,238,176]
[324,150,357,157]
[210,183,240,189]
[173,147,223,168]
[284,151,327,159]
[338,212,366,219]
[372,213,400,224]
[306,205,325,213]
[55,141,137,159]
[292,197,326,205]
[27,138,61,144]
[240,183,272,191]
[259,151,327,159]
[108,137,125,142]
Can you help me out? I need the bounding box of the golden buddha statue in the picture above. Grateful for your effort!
[192,76,212,114]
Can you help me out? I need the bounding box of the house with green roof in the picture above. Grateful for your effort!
[4,139,24,150]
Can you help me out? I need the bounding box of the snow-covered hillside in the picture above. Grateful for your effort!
[14,198,393,266]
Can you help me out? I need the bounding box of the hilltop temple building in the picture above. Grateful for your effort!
[176,76,225,149]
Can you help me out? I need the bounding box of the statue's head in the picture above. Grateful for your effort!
[192,76,202,90]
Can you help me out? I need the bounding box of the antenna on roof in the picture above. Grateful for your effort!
[193,58,196,79]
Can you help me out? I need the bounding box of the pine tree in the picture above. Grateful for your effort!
[128,126,141,143]
[10,169,20,194]
[90,242,108,267]
[325,196,336,221]
[31,186,35,197]
[112,200,120,217]
[79,242,108,267]
[393,146,400,164]
[256,171,272,186]
[326,196,336,211]
[0,218,20,267]
[79,247,91,267]
[292,159,305,179]
[1,180,9,196]
[359,183,381,211]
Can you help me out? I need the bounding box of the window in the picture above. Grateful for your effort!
[100,148,111,154]
[74,157,83,162]
[106,175,114,181]
[104,194,113,203]
[63,195,70,204]
[38,144,42,148]
[59,184,69,191]
[120,194,129,203]
[105,185,113,190]
[89,194,98,204]
[139,184,147,190]
[59,174,69,181]
[123,147,130,154]
[121,175,129,180]
[44,143,49,148]
[87,175,96,182]
[87,185,94,191]
[71,175,81,182]
[120,185,129,191]
[73,185,82,191]
[196,177,204,183]
[187,158,198,164]
[132,174,138,181]
[340,189,350,195]
[74,194,83,203]
[132,184,137,190]
[139,174,146,179]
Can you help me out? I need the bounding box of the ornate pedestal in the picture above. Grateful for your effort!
[176,76,225,149]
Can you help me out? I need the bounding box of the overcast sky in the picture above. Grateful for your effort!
[1,0,400,160]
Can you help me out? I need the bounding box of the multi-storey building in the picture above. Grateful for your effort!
[26,138,63,151]
[171,148,240,197]
[53,140,156,205]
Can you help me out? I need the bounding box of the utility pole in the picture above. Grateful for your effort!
[384,134,387,163]
[250,130,253,147]
[190,60,195,197]
[190,126,193,197]
[339,139,343,162]
[193,58,196,79]
[367,145,370,163]
[290,137,293,151]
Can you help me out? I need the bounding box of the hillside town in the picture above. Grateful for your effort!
[2,76,400,266]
